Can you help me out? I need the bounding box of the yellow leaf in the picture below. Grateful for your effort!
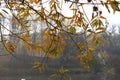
[57,47,62,54]
[8,2,13,8]
[59,33,67,39]
[34,16,41,21]
[4,42,15,53]
[77,54,86,64]
[96,30,104,34]
[34,40,41,44]
[0,13,4,17]
[21,35,31,41]
[88,47,95,51]
[91,19,98,26]
[30,0,34,3]
[33,61,40,65]
[90,15,97,22]
[27,45,31,53]
[31,46,37,51]
[45,38,53,49]
[37,46,41,54]
[12,17,16,22]
[43,34,49,41]
[18,22,21,27]
[100,16,106,20]
[43,28,49,41]
[33,65,39,69]
[60,40,66,46]
[77,41,85,50]
[96,27,104,31]
[87,32,93,37]
[22,41,27,47]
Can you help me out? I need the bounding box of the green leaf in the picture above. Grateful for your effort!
[105,3,110,13]
[68,27,76,34]
[110,1,120,13]
[59,66,69,74]
[2,9,9,14]
[50,73,60,77]
[87,29,93,33]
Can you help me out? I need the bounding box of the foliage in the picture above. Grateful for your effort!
[0,0,120,73]
[50,66,71,80]
[33,61,47,72]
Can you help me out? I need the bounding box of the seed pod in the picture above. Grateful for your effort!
[87,0,92,2]
[93,6,98,11]
[99,11,102,15]
[65,0,70,2]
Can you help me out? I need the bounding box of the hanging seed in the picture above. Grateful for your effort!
[99,11,102,15]
[93,6,98,11]
[87,0,92,2]
[65,0,70,2]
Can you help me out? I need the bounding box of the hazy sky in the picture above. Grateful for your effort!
[42,0,120,25]
[61,2,120,25]
[1,0,120,25]
[106,12,120,24]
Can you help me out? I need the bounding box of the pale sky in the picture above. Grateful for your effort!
[1,0,120,25]
[0,0,120,34]
[42,0,120,25]
[106,12,120,24]
[61,2,120,25]
[59,0,120,33]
